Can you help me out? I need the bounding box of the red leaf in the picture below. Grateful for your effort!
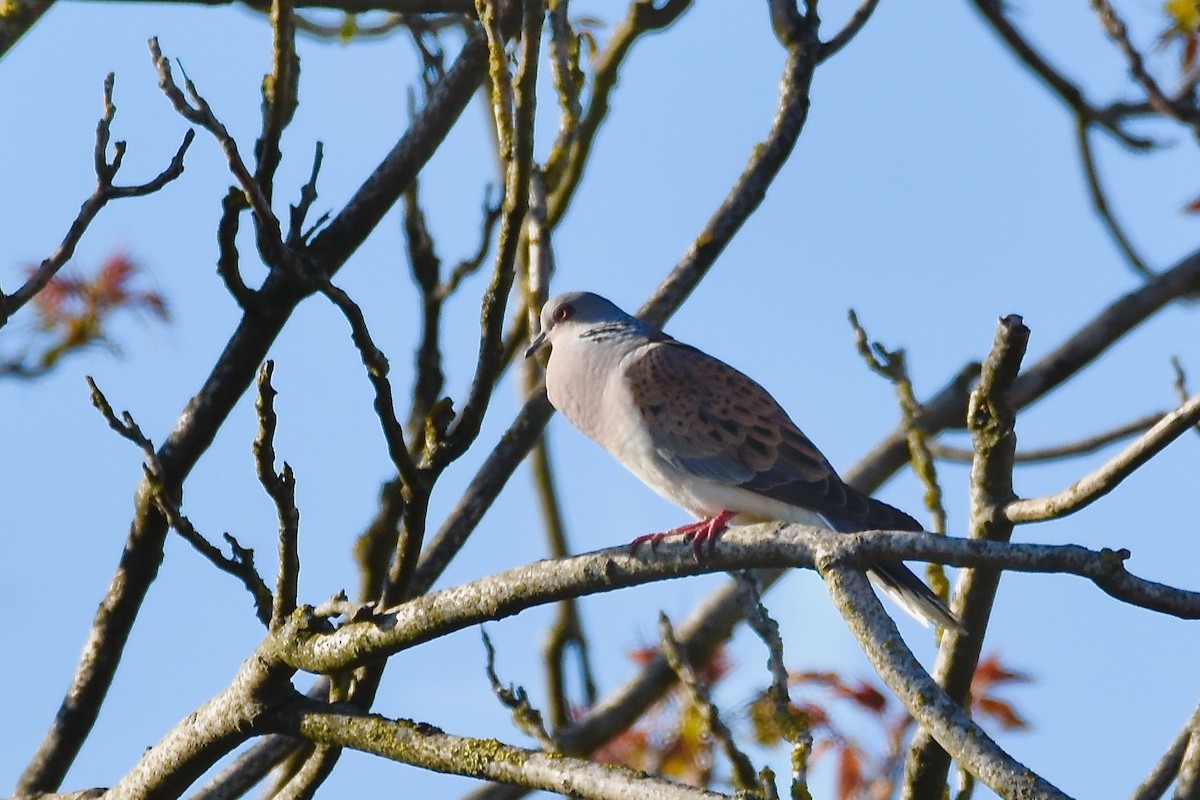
[836,744,865,800]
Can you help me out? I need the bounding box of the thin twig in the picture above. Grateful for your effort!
[544,0,694,226]
[735,574,811,800]
[216,188,260,309]
[255,0,299,203]
[1074,114,1153,278]
[1089,0,1200,132]
[435,0,541,468]
[848,309,952,602]
[1,74,193,328]
[818,0,881,61]
[254,361,301,627]
[969,0,1153,149]
[931,411,1164,463]
[481,630,556,750]
[86,377,274,624]
[287,141,327,246]
[657,612,759,792]
[403,180,446,441]
[150,38,285,260]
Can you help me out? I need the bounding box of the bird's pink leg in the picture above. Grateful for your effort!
[629,510,734,561]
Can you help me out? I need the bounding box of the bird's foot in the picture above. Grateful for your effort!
[629,510,734,562]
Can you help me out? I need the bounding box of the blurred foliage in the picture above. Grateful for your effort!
[593,645,1029,800]
[3,252,168,378]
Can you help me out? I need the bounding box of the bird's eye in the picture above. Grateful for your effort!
[553,304,573,323]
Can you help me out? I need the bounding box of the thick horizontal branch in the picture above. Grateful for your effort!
[265,696,731,800]
[277,524,1200,676]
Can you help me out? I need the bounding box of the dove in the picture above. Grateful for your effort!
[525,290,961,632]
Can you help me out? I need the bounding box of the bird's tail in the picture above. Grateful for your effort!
[867,561,963,633]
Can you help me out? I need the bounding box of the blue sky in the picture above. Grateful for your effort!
[3,2,1199,798]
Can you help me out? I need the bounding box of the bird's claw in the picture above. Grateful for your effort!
[628,511,734,563]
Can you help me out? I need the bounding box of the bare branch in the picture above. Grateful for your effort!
[856,246,1200,499]
[543,0,694,225]
[1074,115,1153,279]
[658,612,759,792]
[818,0,881,61]
[481,630,556,750]
[819,559,1069,800]
[254,0,299,203]
[969,0,1153,149]
[0,0,56,59]
[403,180,447,440]
[734,575,811,796]
[217,188,261,310]
[930,411,1164,463]
[903,314,1028,800]
[1089,0,1200,131]
[436,0,541,467]
[188,734,305,800]
[19,17,491,796]
[1131,701,1200,800]
[1,74,193,328]
[1006,392,1200,523]
[546,0,583,152]
[277,524,1200,679]
[87,377,275,624]
[287,141,326,246]
[640,14,817,324]
[98,0,473,10]
[849,309,953,599]
[254,361,301,626]
[475,0,515,161]
[150,38,285,259]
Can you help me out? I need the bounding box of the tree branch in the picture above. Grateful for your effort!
[17,21,488,794]
[658,612,759,792]
[1131,701,1200,800]
[1006,391,1200,523]
[1,74,192,329]
[1074,114,1153,279]
[819,557,1068,800]
[278,525,1200,677]
[968,0,1153,149]
[253,361,301,627]
[903,314,1028,799]
[0,0,56,60]
[150,38,285,261]
[853,245,1200,496]
[929,410,1164,463]
[265,696,734,800]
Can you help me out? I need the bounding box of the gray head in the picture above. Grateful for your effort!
[525,291,648,358]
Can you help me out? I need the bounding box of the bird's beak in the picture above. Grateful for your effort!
[525,330,548,359]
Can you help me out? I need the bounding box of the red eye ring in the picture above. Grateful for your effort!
[553,304,573,323]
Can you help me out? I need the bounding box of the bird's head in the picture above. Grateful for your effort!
[524,291,642,359]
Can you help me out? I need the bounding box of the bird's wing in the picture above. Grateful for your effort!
[625,341,921,531]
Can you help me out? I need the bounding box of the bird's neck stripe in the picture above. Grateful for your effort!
[580,322,644,342]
